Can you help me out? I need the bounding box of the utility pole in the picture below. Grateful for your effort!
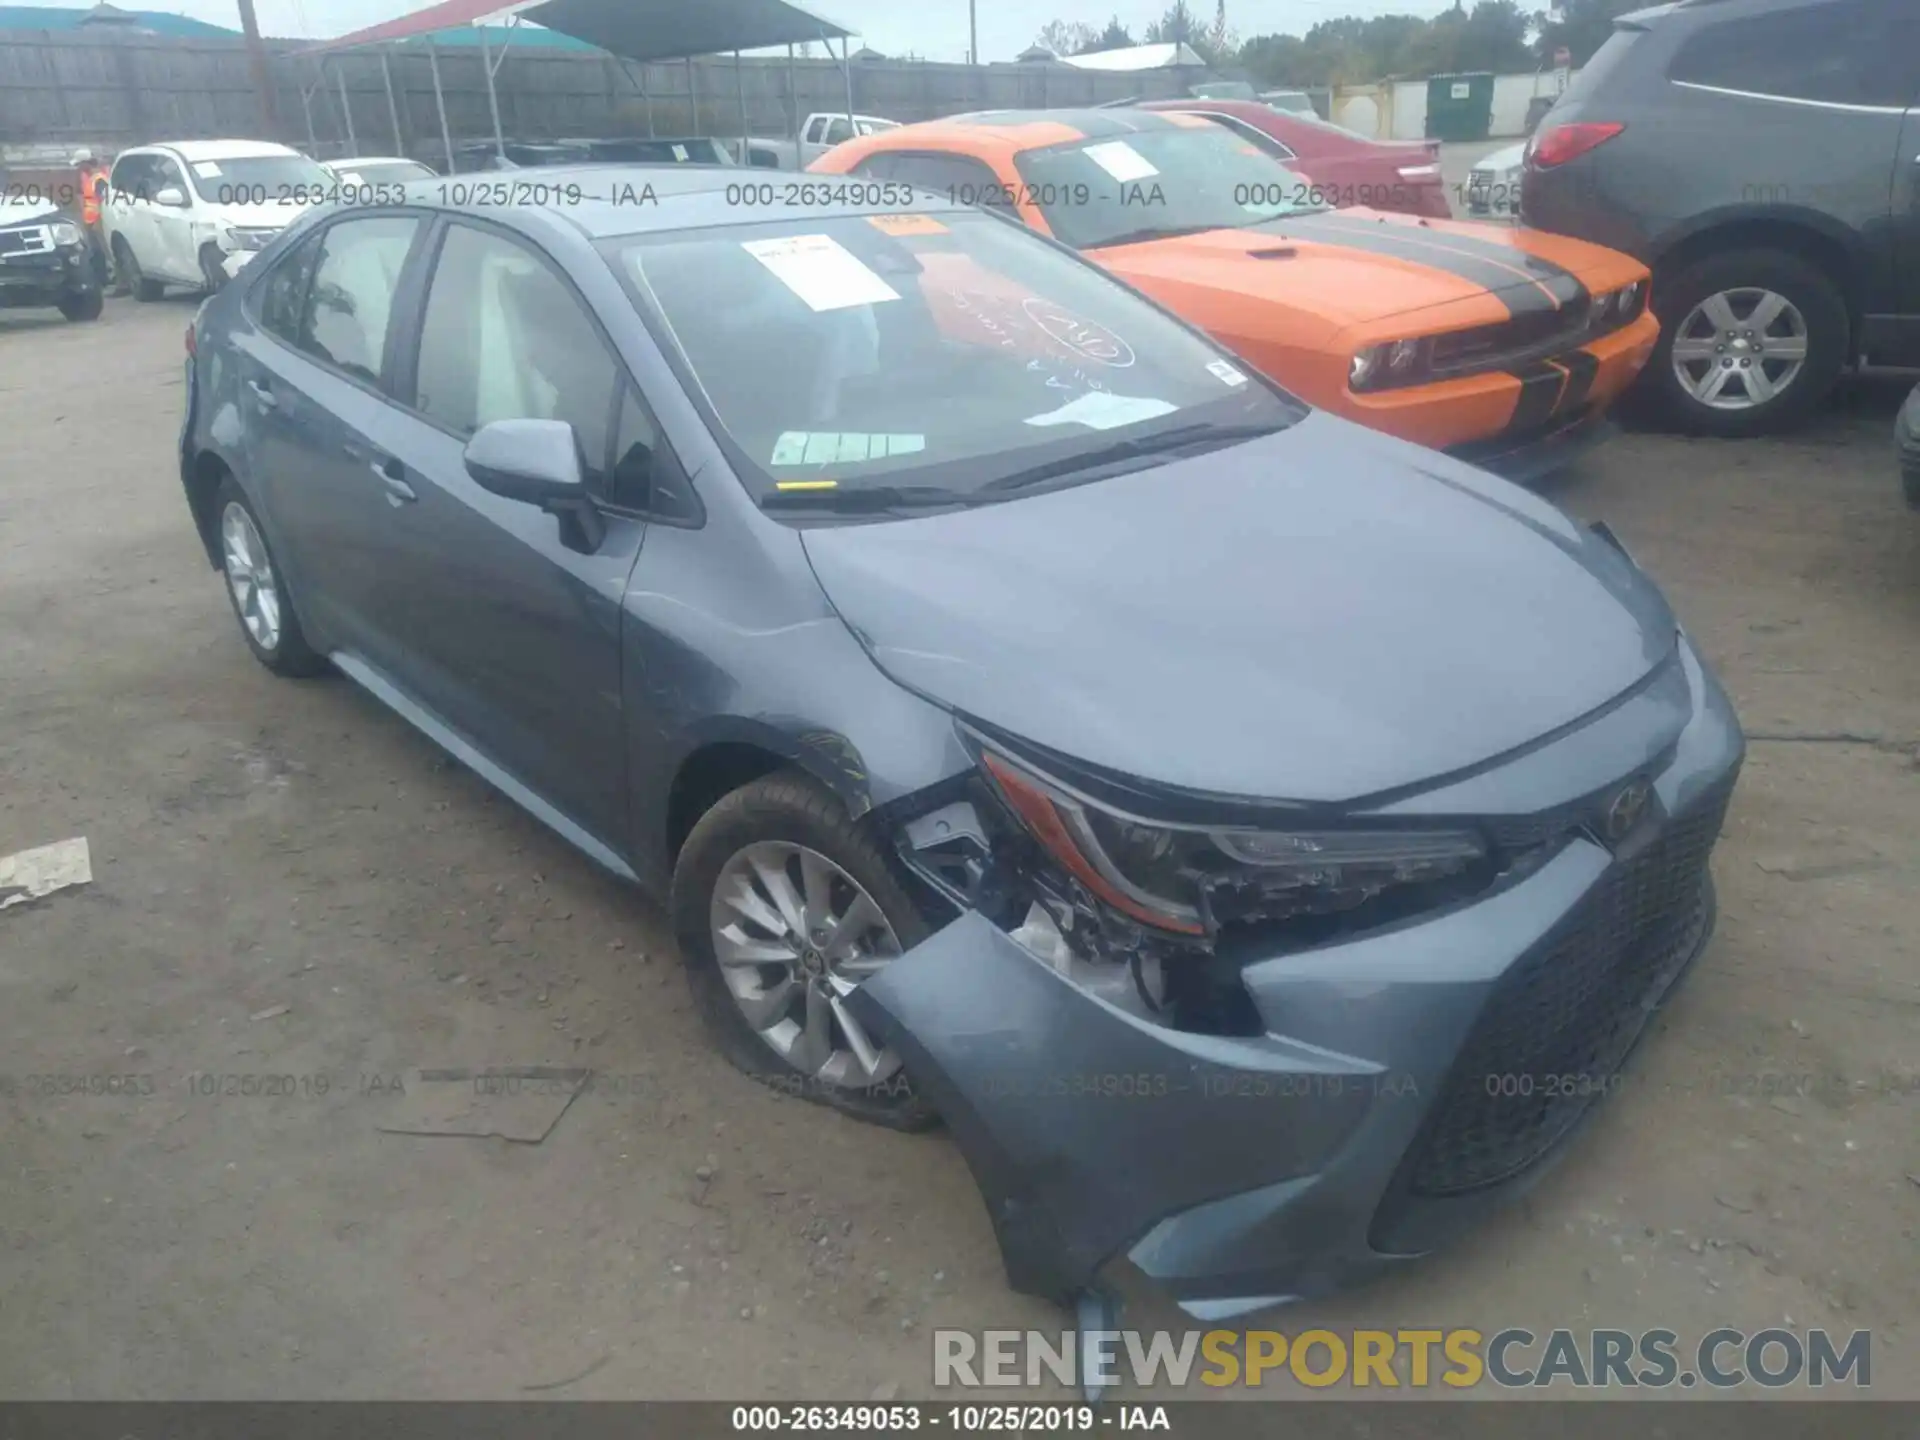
[236,0,280,137]
[969,0,978,65]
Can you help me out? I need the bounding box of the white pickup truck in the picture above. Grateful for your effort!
[744,112,899,169]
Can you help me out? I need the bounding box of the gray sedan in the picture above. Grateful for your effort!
[178,168,1744,1319]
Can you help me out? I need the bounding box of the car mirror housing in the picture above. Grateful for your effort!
[154,186,188,208]
[463,418,605,552]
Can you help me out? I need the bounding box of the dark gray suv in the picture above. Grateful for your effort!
[1522,0,1920,436]
[178,169,1743,1317]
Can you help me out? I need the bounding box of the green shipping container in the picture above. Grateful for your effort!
[1425,71,1495,143]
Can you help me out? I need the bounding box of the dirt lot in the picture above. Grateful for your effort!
[1,296,1916,1402]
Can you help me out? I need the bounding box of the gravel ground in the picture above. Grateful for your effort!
[0,297,1916,1402]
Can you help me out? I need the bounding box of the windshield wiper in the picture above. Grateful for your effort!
[979,420,1288,496]
[759,483,973,514]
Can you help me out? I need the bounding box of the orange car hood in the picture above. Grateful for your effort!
[1090,210,1624,330]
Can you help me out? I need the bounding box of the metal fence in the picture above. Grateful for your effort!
[0,29,1206,161]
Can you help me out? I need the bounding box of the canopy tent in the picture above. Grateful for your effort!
[1058,42,1206,72]
[301,0,860,169]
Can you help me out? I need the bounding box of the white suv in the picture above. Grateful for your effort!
[102,139,334,298]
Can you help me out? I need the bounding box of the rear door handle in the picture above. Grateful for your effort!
[245,378,277,409]
[374,457,416,506]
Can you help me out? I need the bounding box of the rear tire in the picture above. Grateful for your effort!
[213,476,326,678]
[670,769,939,1132]
[58,290,104,322]
[114,234,164,302]
[1643,247,1846,437]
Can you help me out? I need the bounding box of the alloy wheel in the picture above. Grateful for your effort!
[221,502,282,652]
[708,841,905,1088]
[1670,287,1809,411]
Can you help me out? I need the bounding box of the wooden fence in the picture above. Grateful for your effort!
[0,30,1203,161]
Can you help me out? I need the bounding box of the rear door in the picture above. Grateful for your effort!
[369,218,650,852]
[234,213,426,663]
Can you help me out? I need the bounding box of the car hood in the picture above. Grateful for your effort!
[1092,209,1628,327]
[0,195,62,228]
[802,413,1678,804]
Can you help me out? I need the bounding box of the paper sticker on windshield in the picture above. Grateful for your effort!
[672,144,689,161]
[1024,393,1178,431]
[1207,359,1249,387]
[193,161,222,178]
[742,234,899,312]
[868,213,949,237]
[772,432,924,465]
[337,171,364,185]
[1081,141,1159,183]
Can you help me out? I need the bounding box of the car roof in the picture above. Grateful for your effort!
[328,156,420,167]
[391,163,972,240]
[138,139,305,162]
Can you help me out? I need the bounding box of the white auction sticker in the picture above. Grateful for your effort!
[742,233,899,312]
[1207,359,1249,387]
[1081,141,1160,183]
[1025,392,1178,431]
[193,161,223,178]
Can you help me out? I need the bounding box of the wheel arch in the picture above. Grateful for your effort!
[663,721,878,868]
[1649,209,1863,343]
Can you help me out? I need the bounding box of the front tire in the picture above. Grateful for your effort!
[670,770,938,1131]
[214,477,325,677]
[114,234,164,302]
[58,289,104,322]
[1643,247,1846,437]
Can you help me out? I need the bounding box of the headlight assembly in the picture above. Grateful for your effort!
[980,748,1487,937]
[1350,337,1433,392]
[49,220,84,247]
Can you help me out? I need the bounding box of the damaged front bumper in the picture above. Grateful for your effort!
[848,637,1743,1318]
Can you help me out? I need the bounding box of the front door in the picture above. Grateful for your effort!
[146,153,201,283]
[369,218,645,854]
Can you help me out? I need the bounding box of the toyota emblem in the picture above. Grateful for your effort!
[1603,780,1651,841]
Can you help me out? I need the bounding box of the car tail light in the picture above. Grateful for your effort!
[184,322,196,357]
[1527,122,1625,169]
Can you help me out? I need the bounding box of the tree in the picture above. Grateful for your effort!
[1144,1,1199,45]
[1148,0,1236,66]
[1034,19,1098,57]
[1532,0,1641,66]
[1238,0,1530,87]
[1088,15,1135,51]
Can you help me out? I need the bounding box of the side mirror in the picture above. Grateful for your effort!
[153,185,188,208]
[464,418,605,551]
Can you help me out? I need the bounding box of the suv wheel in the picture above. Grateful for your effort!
[670,769,939,1132]
[113,234,164,303]
[1647,248,1845,437]
[1899,383,1920,513]
[58,289,104,322]
[215,477,325,677]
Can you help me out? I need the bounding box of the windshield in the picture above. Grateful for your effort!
[333,159,436,184]
[614,211,1298,508]
[1012,125,1328,251]
[189,153,334,202]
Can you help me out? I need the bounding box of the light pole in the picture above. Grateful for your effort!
[969,0,978,64]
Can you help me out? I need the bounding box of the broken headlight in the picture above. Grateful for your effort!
[981,749,1486,937]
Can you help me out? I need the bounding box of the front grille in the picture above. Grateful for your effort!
[1431,300,1593,376]
[0,225,52,258]
[1396,785,1732,1199]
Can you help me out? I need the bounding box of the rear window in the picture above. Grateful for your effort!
[1552,27,1645,110]
[1666,0,1920,109]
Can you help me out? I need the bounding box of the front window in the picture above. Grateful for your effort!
[1012,125,1328,251]
[613,210,1299,511]
[186,153,334,202]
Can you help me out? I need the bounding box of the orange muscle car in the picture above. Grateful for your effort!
[812,109,1659,479]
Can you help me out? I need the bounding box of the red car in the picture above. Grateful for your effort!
[1139,98,1449,220]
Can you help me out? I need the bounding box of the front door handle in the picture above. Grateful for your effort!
[374,458,416,506]
[245,378,277,409]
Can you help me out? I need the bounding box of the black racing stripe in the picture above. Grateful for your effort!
[1555,349,1600,416]
[1269,212,1540,316]
[1301,210,1585,291]
[1508,360,1568,433]
[1279,212,1590,319]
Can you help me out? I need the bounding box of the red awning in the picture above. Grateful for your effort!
[308,0,855,60]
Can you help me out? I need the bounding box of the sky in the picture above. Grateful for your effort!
[22,0,1469,61]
